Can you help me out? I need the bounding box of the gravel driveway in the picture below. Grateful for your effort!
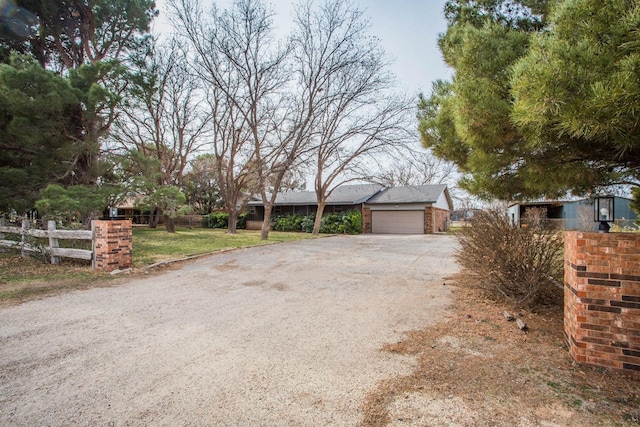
[0,234,459,426]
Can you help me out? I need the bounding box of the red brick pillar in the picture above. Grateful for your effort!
[424,206,434,234]
[564,231,640,378]
[92,220,133,272]
[362,207,371,234]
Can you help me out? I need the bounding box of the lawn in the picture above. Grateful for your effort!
[132,227,316,267]
[0,227,317,304]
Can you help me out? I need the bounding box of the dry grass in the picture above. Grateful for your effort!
[359,279,640,426]
[0,251,113,306]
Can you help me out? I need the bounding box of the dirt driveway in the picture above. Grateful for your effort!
[0,234,458,426]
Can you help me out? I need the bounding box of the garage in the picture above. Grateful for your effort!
[371,210,424,234]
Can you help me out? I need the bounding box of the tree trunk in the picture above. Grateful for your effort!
[312,201,327,235]
[261,204,273,240]
[227,209,239,234]
[165,215,176,233]
[149,207,161,228]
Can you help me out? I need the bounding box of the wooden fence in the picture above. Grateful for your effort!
[0,219,93,264]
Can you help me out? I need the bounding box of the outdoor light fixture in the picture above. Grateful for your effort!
[594,196,614,233]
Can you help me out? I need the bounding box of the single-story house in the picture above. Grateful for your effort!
[247,184,453,234]
[247,183,384,220]
[508,197,638,231]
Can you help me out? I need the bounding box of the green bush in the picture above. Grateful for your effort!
[273,214,308,231]
[301,215,315,233]
[202,212,227,228]
[202,212,248,229]
[320,210,362,234]
[270,210,362,234]
[237,213,248,229]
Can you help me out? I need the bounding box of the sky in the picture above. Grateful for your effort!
[152,0,453,96]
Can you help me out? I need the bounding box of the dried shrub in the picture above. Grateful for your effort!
[455,208,564,309]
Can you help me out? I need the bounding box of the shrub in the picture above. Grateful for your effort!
[201,212,248,229]
[319,210,362,234]
[272,214,304,232]
[455,208,564,309]
[269,210,362,234]
[237,213,248,229]
[344,209,363,234]
[301,215,315,233]
[202,212,228,228]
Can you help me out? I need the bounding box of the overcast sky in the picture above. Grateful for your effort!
[153,0,453,96]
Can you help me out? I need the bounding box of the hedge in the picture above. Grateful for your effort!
[201,212,248,229]
[272,210,362,234]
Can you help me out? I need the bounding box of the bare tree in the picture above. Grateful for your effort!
[292,0,415,234]
[184,154,222,215]
[112,38,210,231]
[170,0,319,239]
[374,148,457,187]
[206,82,260,233]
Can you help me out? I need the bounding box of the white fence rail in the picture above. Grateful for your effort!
[0,219,92,263]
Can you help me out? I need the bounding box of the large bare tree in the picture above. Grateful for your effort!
[206,81,260,233]
[112,39,210,231]
[292,0,415,234]
[168,0,277,235]
[169,0,321,239]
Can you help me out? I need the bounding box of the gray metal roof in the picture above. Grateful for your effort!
[367,184,448,204]
[248,184,384,206]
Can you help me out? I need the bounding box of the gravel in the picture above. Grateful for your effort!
[0,234,459,426]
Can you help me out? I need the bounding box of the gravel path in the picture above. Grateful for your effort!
[0,234,459,426]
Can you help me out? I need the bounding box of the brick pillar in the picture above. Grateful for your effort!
[564,231,640,378]
[362,207,371,234]
[424,206,434,234]
[92,220,133,272]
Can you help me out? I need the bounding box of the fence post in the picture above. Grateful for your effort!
[91,220,96,271]
[48,220,59,265]
[0,218,4,253]
[21,218,29,257]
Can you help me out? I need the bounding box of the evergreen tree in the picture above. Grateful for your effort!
[0,55,81,212]
[419,0,639,199]
[420,0,548,200]
[511,0,640,191]
[0,1,157,214]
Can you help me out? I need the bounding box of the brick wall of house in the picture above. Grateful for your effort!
[435,208,450,232]
[424,207,433,233]
[362,207,372,233]
[564,231,640,379]
[424,207,450,233]
[93,220,133,272]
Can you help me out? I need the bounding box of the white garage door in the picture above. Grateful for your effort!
[371,210,424,234]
